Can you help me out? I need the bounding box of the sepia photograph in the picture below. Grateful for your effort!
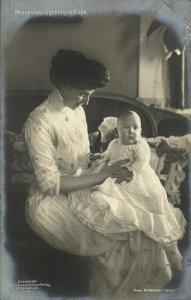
[1,0,191,299]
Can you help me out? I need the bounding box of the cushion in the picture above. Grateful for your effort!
[147,136,190,205]
[5,131,33,194]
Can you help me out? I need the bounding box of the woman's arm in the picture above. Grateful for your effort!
[23,116,128,195]
[60,158,129,193]
[59,167,109,194]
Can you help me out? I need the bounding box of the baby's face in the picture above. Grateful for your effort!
[118,114,142,145]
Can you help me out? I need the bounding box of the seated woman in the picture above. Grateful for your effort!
[22,49,124,255]
[22,49,185,299]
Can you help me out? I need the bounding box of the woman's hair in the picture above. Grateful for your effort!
[49,49,110,90]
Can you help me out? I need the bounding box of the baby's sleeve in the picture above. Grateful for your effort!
[130,140,151,173]
[101,139,117,163]
[23,115,60,196]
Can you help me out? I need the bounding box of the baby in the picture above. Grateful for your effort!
[69,110,186,246]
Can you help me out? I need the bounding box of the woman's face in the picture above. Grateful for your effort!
[59,86,94,109]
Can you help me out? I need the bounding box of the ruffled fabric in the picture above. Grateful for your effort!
[69,139,186,245]
[69,177,186,245]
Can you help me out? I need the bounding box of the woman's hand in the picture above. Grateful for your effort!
[85,158,131,180]
[102,159,130,178]
[114,167,134,184]
[87,161,107,175]
[60,159,131,194]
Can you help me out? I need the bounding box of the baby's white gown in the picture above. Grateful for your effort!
[69,138,186,245]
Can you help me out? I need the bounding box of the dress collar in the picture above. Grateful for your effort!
[118,138,138,146]
[47,88,68,112]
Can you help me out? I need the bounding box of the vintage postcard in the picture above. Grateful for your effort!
[1,0,191,299]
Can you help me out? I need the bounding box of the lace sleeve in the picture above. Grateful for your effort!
[101,139,118,163]
[130,139,151,173]
[22,113,60,196]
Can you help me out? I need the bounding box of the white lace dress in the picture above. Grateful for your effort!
[23,89,185,298]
